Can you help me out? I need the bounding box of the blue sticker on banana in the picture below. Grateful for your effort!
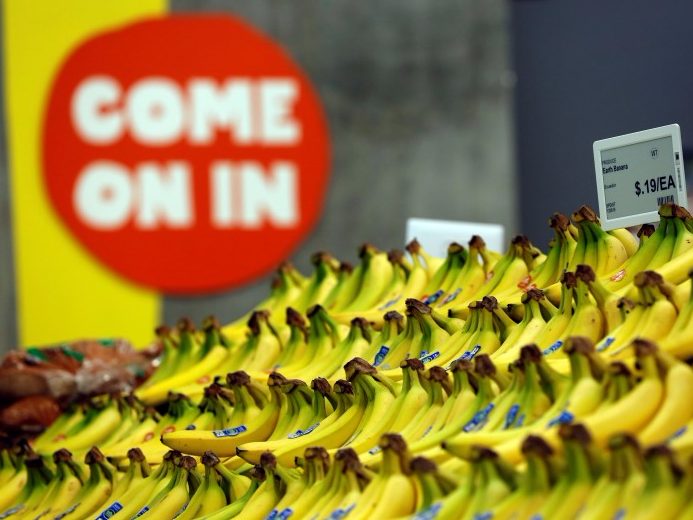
[213,425,248,437]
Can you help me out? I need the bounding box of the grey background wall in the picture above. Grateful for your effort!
[161,0,520,328]
[0,0,518,349]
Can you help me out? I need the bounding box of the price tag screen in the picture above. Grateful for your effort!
[593,124,687,230]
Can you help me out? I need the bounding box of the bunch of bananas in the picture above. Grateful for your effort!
[9,201,693,518]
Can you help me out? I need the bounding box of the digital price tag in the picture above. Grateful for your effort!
[593,124,688,230]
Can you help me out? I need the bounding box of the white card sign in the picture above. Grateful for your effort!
[593,124,687,230]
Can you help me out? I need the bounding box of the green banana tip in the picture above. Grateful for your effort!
[127,447,146,462]
[286,307,306,327]
[249,465,267,481]
[379,433,408,454]
[201,451,221,467]
[400,358,425,371]
[53,448,74,463]
[523,288,545,302]
[177,316,196,332]
[406,298,431,315]
[469,235,486,249]
[227,371,251,387]
[633,338,658,358]
[572,205,599,223]
[334,379,354,395]
[388,249,405,264]
[609,361,632,377]
[638,223,656,238]
[410,456,437,474]
[575,264,596,282]
[519,344,542,363]
[607,433,640,451]
[473,354,496,377]
[311,377,331,394]
[155,324,171,337]
[449,358,473,373]
[482,296,499,310]
[549,212,571,230]
[405,238,421,254]
[85,446,105,464]
[383,310,404,322]
[558,423,592,446]
[521,435,554,457]
[344,357,377,380]
[179,455,197,470]
[427,366,449,383]
[563,336,595,356]
[304,446,330,463]
[260,451,277,470]
[202,315,220,331]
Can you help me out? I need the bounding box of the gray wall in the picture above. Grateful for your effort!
[0,1,518,348]
[163,0,518,327]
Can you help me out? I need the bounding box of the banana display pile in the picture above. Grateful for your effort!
[4,201,693,519]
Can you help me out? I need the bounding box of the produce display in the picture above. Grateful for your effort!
[2,202,693,518]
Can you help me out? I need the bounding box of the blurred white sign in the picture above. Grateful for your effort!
[405,218,505,258]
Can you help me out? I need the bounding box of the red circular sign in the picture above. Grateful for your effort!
[43,15,330,294]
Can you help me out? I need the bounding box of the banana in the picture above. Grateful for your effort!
[320,260,356,310]
[0,453,50,515]
[532,271,576,353]
[488,435,556,520]
[263,446,331,518]
[603,212,669,291]
[288,251,341,314]
[195,471,261,520]
[608,226,640,257]
[176,452,226,520]
[136,320,231,406]
[308,317,372,381]
[233,456,284,520]
[532,424,599,520]
[38,397,122,455]
[361,310,404,366]
[271,308,309,370]
[234,310,284,373]
[108,448,151,502]
[137,455,195,518]
[22,448,85,520]
[241,367,368,467]
[436,237,487,309]
[161,373,285,457]
[236,378,346,465]
[95,450,179,520]
[407,456,457,517]
[222,261,308,338]
[339,245,399,313]
[608,272,679,359]
[630,445,689,520]
[376,305,425,369]
[574,205,629,276]
[276,305,341,378]
[579,434,646,519]
[346,434,417,519]
[56,447,116,520]
[419,242,466,299]
[459,446,516,520]
[331,249,409,326]
[491,289,548,363]
[334,360,398,456]
[637,350,693,446]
